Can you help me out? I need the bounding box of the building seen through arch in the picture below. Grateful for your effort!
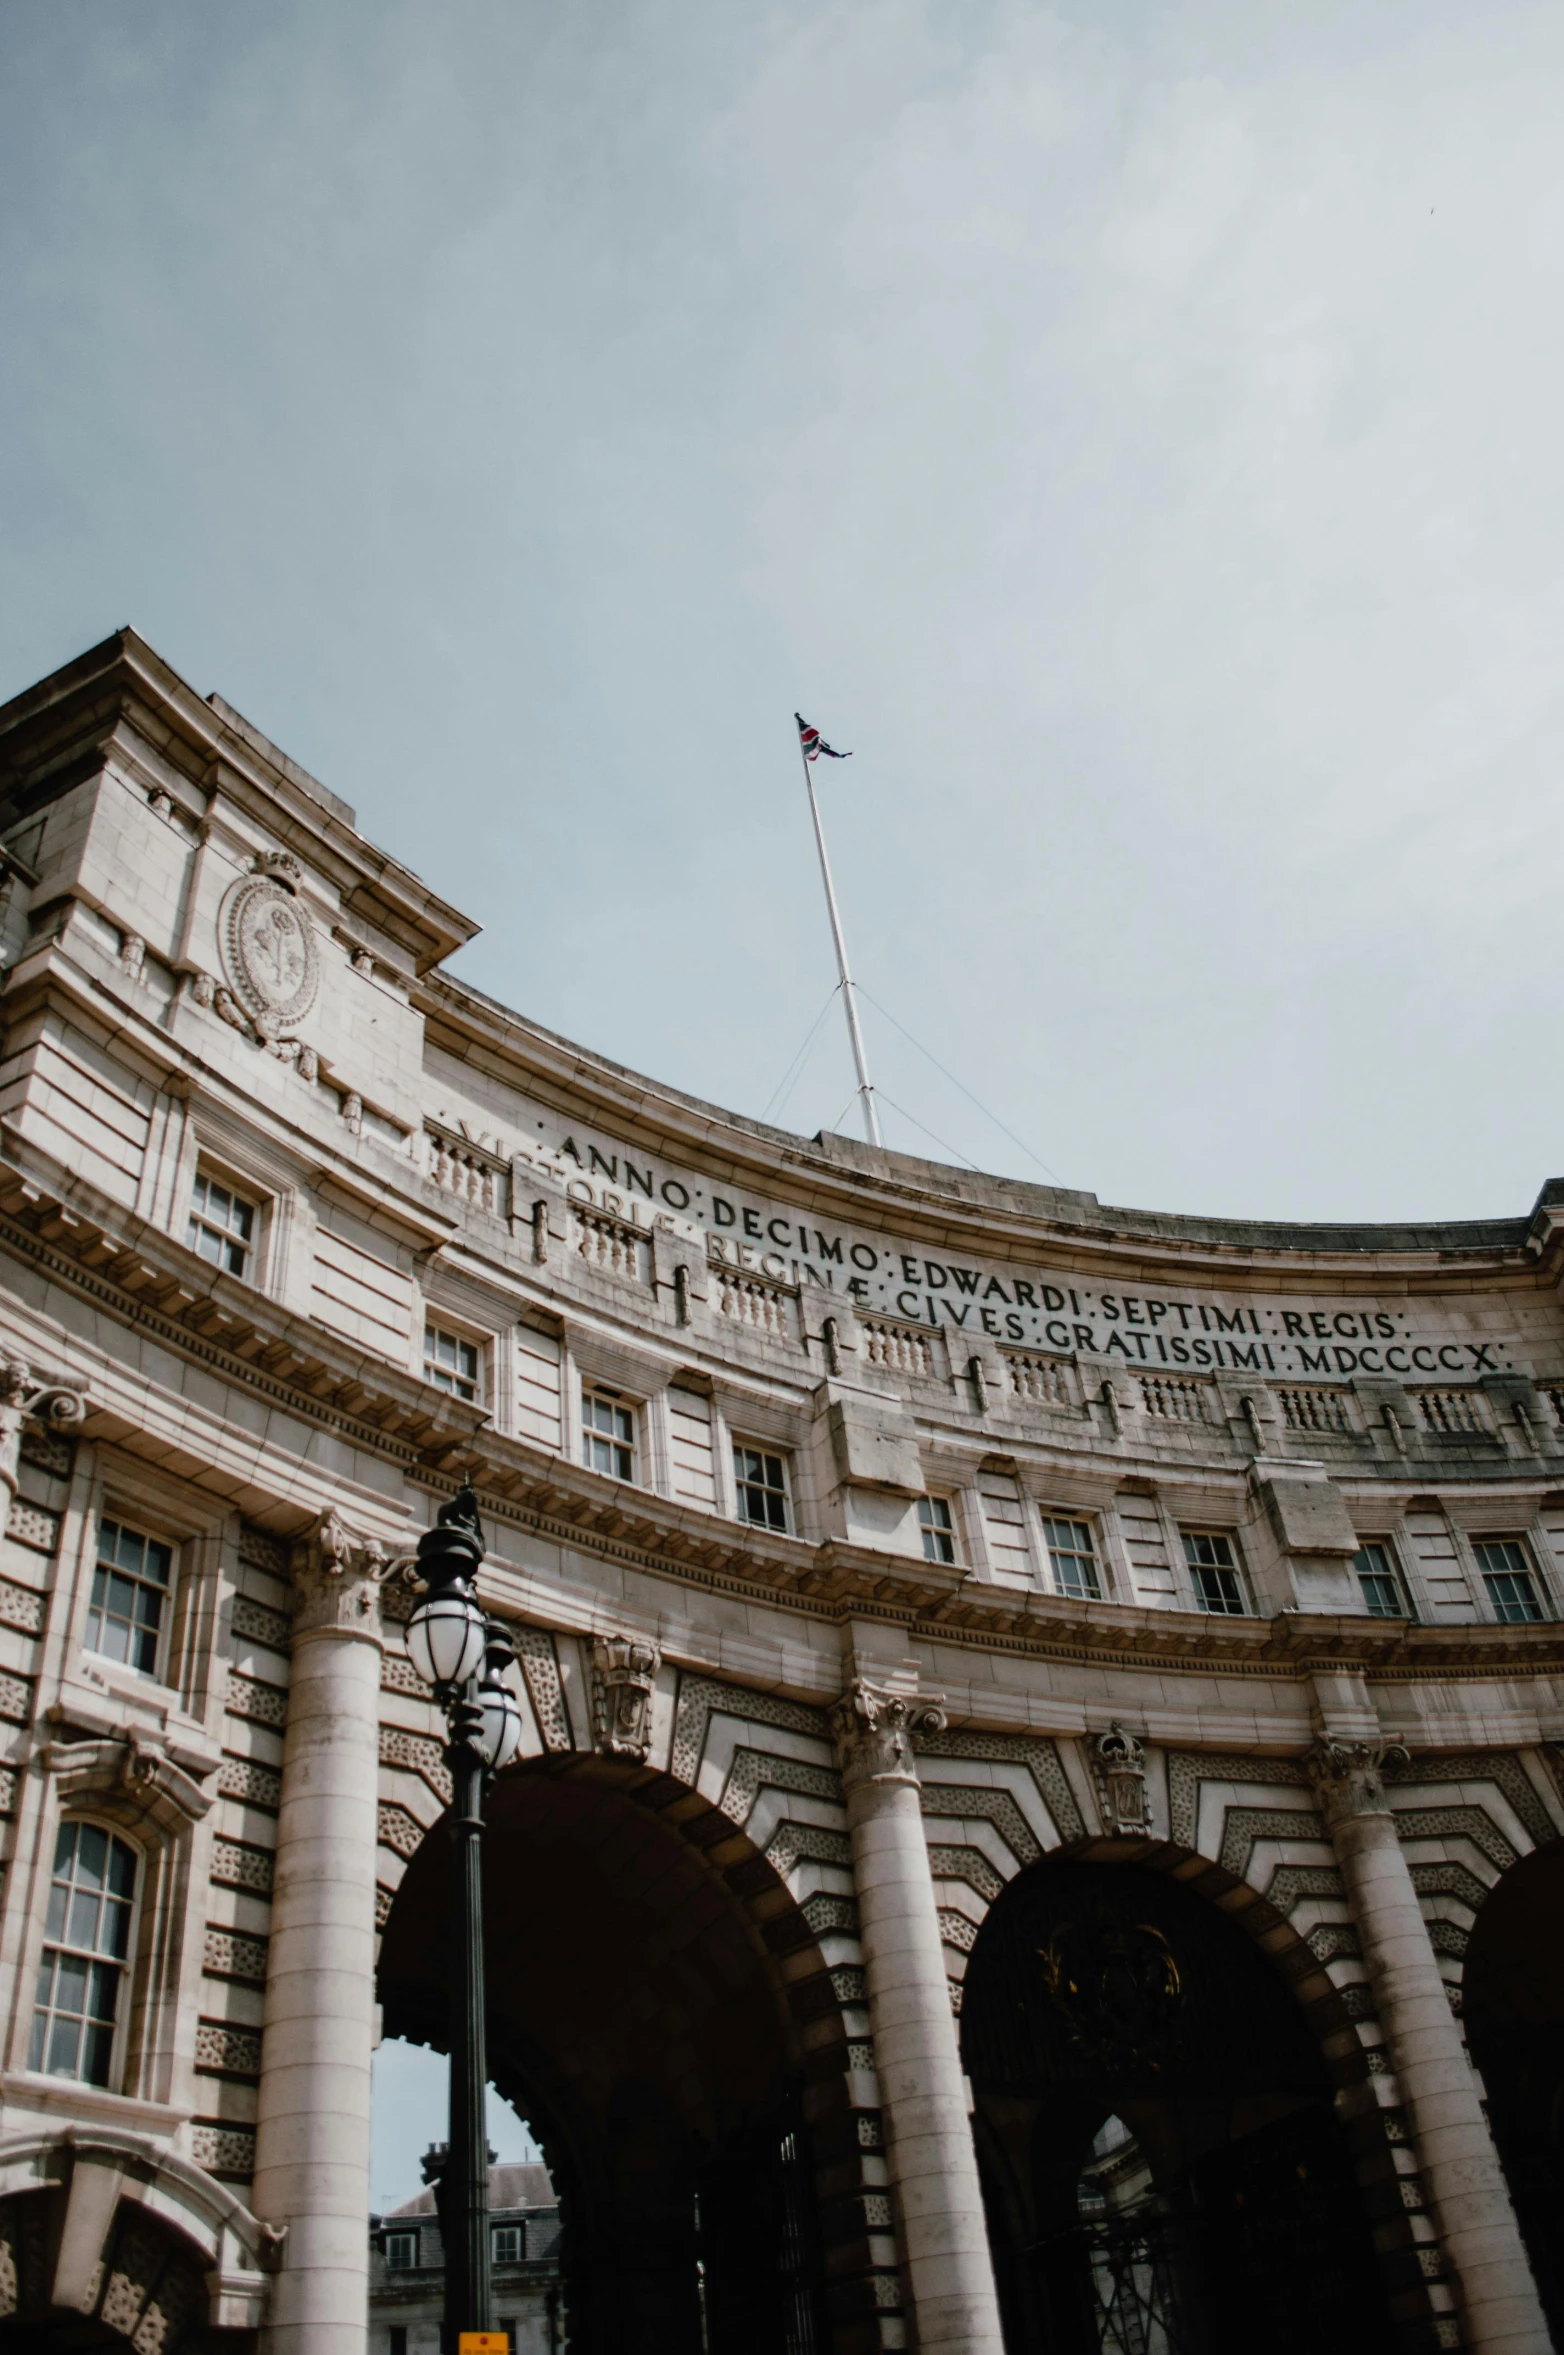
[0,632,1557,2352]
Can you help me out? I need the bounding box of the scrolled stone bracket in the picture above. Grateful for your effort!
[1303,1736,1411,1827]
[41,1728,215,1838]
[830,1678,947,1788]
[0,1356,87,1533]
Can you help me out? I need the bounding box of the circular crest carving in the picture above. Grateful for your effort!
[217,869,320,1038]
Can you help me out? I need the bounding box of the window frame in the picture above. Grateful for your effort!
[732,1441,792,1534]
[581,1382,637,1483]
[1471,1535,1548,1624]
[1354,1540,1416,1621]
[383,2229,419,2273]
[1041,1513,1104,1601]
[917,1494,960,1566]
[1180,1529,1249,1617]
[85,1511,178,1684]
[28,1816,141,2093]
[492,2222,523,2265]
[186,1162,262,1283]
[422,1317,485,1405]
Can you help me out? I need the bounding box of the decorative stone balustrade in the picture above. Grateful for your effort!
[1004,1350,1074,1409]
[862,1315,937,1380]
[1138,1375,1209,1423]
[426,1126,508,1218]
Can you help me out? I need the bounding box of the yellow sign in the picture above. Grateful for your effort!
[458,2337,509,2354]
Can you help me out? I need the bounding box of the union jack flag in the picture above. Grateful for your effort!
[796,713,852,761]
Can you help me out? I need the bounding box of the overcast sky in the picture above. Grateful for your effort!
[3,1,1563,1223]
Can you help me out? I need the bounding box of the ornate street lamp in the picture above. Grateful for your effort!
[406,1485,520,2354]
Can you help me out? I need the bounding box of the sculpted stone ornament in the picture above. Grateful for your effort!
[217,854,320,1040]
[830,1677,947,1785]
[591,1631,661,1761]
[1304,1735,1410,1826]
[1092,1722,1150,1835]
[289,1507,385,1641]
[0,1359,86,1535]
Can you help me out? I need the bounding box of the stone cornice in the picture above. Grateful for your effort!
[416,968,1562,1291]
[0,628,477,975]
[4,1153,1563,1683]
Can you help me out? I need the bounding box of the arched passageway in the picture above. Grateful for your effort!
[377,1754,834,2355]
[1464,1841,1564,2345]
[960,1858,1393,2355]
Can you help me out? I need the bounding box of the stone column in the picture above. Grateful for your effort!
[831,1679,1004,2355]
[1308,1739,1551,2355]
[252,1511,385,2355]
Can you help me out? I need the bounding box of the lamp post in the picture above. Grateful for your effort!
[406,1486,523,2355]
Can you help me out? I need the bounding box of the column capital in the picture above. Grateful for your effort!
[1303,1735,1409,1824]
[830,1677,946,1788]
[289,1507,387,1643]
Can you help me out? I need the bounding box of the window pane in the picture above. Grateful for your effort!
[76,1825,107,1886]
[919,1497,957,1565]
[47,2017,82,2077]
[82,2020,116,2087]
[1044,1517,1101,1601]
[54,1953,88,2015]
[88,1522,171,1676]
[1191,1562,1245,1615]
[67,1890,101,1950]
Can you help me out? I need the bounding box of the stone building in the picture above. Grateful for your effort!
[369,2159,562,2354]
[0,628,1557,2355]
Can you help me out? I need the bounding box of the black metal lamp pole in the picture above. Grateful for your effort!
[406,1487,523,2355]
[444,1677,492,2351]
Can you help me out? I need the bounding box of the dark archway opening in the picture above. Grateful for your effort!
[1463,1841,1564,2344]
[960,1860,1393,2355]
[377,1755,827,2355]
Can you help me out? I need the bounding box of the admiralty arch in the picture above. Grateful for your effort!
[0,629,1558,2354]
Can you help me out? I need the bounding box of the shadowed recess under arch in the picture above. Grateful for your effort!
[375,1752,843,2355]
[959,1857,1398,2355]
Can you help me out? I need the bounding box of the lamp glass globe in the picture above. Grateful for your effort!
[406,1589,487,1690]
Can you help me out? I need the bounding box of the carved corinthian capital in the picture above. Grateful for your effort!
[289,1508,386,1640]
[1304,1736,1410,1825]
[591,1632,661,1761]
[830,1678,947,1787]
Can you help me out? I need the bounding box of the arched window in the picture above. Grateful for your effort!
[29,1820,139,2087]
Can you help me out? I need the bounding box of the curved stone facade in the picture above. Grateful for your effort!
[0,631,1558,2354]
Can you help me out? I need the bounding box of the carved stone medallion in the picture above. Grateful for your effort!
[218,859,320,1038]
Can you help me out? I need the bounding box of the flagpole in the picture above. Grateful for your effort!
[796,723,882,1147]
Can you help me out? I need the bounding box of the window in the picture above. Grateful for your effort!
[389,2330,408,2355]
[1356,1542,1413,1619]
[187,1169,256,1278]
[734,1445,790,1532]
[424,1322,480,1402]
[29,1821,137,2086]
[384,2232,418,2273]
[87,1517,173,1676]
[918,1495,958,1565]
[1043,1515,1102,1600]
[581,1385,635,1481]
[1182,1531,1247,1615]
[1472,1537,1546,1624]
[492,2223,523,2264]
